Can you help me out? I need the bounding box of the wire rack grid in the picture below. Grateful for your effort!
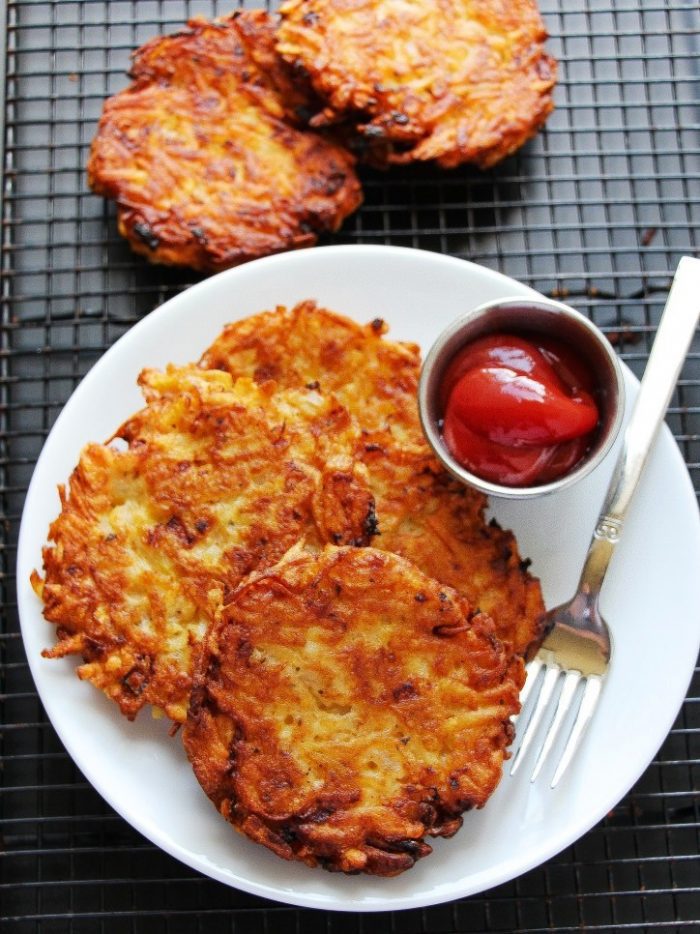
[1,1,699,931]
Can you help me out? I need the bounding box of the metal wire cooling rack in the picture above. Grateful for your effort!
[1,1,699,930]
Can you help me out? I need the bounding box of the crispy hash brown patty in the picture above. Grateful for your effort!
[276,0,557,168]
[184,545,524,875]
[87,12,362,272]
[32,366,375,722]
[201,300,545,657]
[200,299,424,447]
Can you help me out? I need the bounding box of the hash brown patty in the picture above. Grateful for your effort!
[184,544,524,875]
[33,366,375,722]
[200,299,424,448]
[200,300,544,657]
[87,12,362,272]
[276,0,557,168]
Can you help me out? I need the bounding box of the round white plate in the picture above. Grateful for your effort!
[17,245,700,912]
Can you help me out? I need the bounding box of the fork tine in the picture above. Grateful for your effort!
[510,663,561,776]
[550,675,603,788]
[530,669,581,783]
[517,656,544,711]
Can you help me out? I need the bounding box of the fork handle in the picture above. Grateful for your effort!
[579,256,700,596]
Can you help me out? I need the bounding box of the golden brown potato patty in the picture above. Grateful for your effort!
[276,0,557,168]
[184,544,524,875]
[200,300,544,657]
[33,366,374,721]
[200,298,424,448]
[87,12,362,272]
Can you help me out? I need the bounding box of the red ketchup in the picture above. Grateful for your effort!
[441,332,600,487]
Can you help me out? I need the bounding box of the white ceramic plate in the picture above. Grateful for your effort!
[17,245,700,912]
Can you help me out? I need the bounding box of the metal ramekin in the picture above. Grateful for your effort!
[418,297,626,499]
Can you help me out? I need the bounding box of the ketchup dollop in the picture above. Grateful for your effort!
[441,332,600,487]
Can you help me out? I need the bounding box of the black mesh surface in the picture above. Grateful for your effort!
[1,1,699,930]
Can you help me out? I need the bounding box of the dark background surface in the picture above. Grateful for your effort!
[1,1,699,930]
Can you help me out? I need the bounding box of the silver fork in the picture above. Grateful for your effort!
[510,255,700,788]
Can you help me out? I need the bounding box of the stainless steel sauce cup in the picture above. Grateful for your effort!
[418,297,626,499]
